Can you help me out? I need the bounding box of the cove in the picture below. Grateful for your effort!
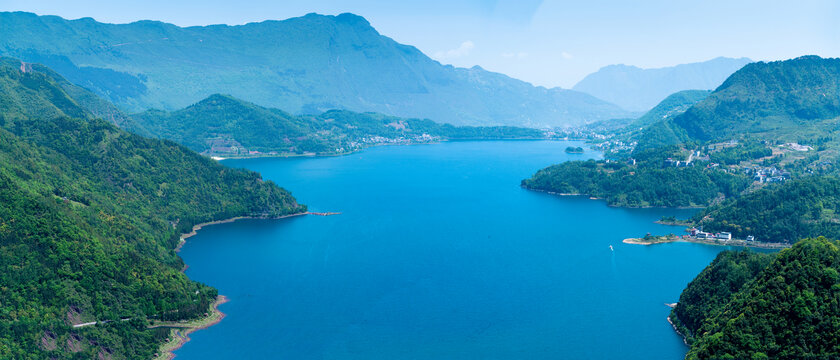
[175,140,735,359]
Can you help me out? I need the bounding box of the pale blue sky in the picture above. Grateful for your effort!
[4,0,839,88]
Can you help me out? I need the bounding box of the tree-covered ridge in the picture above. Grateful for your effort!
[0,11,630,127]
[674,56,840,141]
[672,238,840,360]
[521,147,750,208]
[637,56,840,150]
[694,176,840,243]
[128,94,544,156]
[0,58,137,128]
[0,59,303,358]
[670,251,774,343]
[629,90,710,129]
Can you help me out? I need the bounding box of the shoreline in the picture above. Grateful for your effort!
[667,315,689,346]
[207,137,554,160]
[654,220,694,226]
[623,236,790,249]
[175,211,318,252]
[525,187,705,209]
[152,295,229,360]
[161,210,339,357]
[622,236,680,246]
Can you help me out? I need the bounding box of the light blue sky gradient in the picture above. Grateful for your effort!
[5,0,839,87]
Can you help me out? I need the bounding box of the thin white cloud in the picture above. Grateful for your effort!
[434,41,475,61]
[561,52,573,59]
[502,52,529,59]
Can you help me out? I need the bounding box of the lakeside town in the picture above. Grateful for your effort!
[202,133,444,158]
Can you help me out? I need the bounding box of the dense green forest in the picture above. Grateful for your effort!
[695,176,840,243]
[672,238,840,359]
[707,141,773,165]
[522,146,750,207]
[670,250,774,343]
[128,94,544,156]
[0,58,304,358]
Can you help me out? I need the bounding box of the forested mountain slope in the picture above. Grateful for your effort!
[638,56,840,150]
[672,238,840,360]
[0,57,303,358]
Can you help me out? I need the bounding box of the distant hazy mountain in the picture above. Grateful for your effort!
[0,12,630,127]
[573,57,752,111]
[637,56,840,150]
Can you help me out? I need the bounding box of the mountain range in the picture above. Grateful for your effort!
[573,57,751,112]
[0,11,631,127]
[127,94,544,156]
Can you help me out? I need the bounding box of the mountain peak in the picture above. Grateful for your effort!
[0,11,629,127]
[335,12,371,26]
[297,12,372,29]
[573,57,752,111]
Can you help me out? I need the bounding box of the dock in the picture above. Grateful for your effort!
[306,211,341,216]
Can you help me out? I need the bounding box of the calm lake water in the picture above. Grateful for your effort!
[175,140,735,359]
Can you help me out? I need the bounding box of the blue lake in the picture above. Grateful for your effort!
[175,140,736,359]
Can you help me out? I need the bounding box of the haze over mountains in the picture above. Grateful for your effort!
[0,11,634,128]
[573,57,752,112]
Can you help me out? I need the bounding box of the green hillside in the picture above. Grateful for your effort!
[521,147,750,208]
[637,56,840,150]
[128,94,544,156]
[528,56,840,213]
[0,58,303,358]
[0,11,630,127]
[694,176,840,243]
[629,90,710,129]
[672,238,840,359]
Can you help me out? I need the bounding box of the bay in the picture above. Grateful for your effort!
[175,140,733,359]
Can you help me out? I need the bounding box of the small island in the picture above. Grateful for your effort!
[565,146,585,154]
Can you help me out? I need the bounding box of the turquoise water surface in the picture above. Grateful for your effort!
[175,140,734,359]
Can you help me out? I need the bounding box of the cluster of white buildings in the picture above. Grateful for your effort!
[744,166,790,183]
[688,228,732,240]
[355,133,439,146]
